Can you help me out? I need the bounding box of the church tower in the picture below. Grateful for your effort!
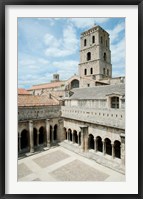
[79,25,112,86]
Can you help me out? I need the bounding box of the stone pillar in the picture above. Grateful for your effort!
[18,133,21,152]
[112,143,115,159]
[46,119,50,148]
[29,120,34,153]
[72,132,75,143]
[94,138,97,152]
[103,141,105,155]
[80,126,88,152]
[80,128,84,151]
[120,133,125,165]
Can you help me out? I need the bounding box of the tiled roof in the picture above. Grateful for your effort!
[68,83,125,100]
[18,95,59,107]
[18,88,31,95]
[27,81,65,90]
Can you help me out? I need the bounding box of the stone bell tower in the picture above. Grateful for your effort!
[79,25,112,84]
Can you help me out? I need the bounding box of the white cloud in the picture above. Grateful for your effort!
[44,25,79,57]
[107,21,125,43]
[69,18,110,28]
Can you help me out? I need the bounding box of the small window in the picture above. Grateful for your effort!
[101,36,103,44]
[92,36,95,43]
[87,84,90,87]
[84,39,86,46]
[84,69,87,75]
[103,68,106,75]
[90,68,93,74]
[111,97,119,109]
[104,52,107,61]
[87,52,91,61]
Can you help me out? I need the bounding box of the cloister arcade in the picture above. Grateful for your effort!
[18,122,59,155]
[64,128,121,159]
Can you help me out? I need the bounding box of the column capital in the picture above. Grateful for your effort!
[29,120,33,124]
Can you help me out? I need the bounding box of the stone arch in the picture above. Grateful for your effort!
[64,127,67,140]
[33,128,38,146]
[73,130,78,144]
[88,134,94,149]
[96,136,103,152]
[78,131,81,145]
[105,138,112,156]
[54,124,58,141]
[71,79,79,89]
[68,129,72,141]
[114,140,121,158]
[39,126,45,145]
[87,52,91,61]
[50,125,52,142]
[92,35,95,43]
[21,129,29,150]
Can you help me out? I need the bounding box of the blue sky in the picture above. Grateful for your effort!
[18,17,125,89]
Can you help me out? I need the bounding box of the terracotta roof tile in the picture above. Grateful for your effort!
[27,81,65,90]
[18,95,59,107]
[18,88,31,95]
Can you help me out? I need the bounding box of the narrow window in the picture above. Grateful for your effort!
[104,52,107,61]
[84,39,86,46]
[111,97,119,109]
[87,84,90,87]
[92,36,95,43]
[84,69,87,75]
[107,69,109,76]
[103,68,106,75]
[90,68,93,74]
[87,52,91,61]
[101,36,103,44]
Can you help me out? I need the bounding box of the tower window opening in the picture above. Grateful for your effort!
[104,52,107,61]
[103,68,106,75]
[90,68,93,74]
[84,39,86,46]
[87,52,91,61]
[101,36,103,44]
[84,69,87,75]
[107,69,109,76]
[92,36,95,43]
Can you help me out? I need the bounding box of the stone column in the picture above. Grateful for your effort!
[18,133,21,152]
[103,141,105,155]
[112,143,115,159]
[80,127,84,151]
[120,133,125,165]
[46,119,50,148]
[29,120,34,153]
[94,138,97,152]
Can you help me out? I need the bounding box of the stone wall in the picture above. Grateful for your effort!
[18,105,61,121]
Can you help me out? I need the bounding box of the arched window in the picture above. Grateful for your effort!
[114,140,121,158]
[84,39,86,46]
[87,52,91,61]
[84,69,87,75]
[88,134,94,149]
[105,138,112,156]
[90,68,93,74]
[92,36,95,43]
[104,52,107,61]
[111,97,119,109]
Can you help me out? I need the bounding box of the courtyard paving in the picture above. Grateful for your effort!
[18,146,125,182]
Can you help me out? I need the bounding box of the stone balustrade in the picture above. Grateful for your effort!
[61,106,125,129]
